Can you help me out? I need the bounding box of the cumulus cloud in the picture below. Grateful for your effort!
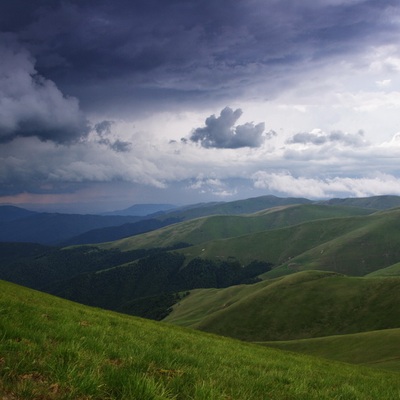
[189,107,266,148]
[286,129,368,147]
[252,171,400,198]
[188,175,237,197]
[0,34,89,144]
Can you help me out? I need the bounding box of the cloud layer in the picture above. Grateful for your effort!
[1,1,399,114]
[1,1,400,210]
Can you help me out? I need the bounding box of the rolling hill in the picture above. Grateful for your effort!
[319,194,400,210]
[164,270,400,341]
[1,200,400,326]
[102,203,373,252]
[1,279,400,400]
[147,206,400,277]
[261,328,400,372]
[1,194,398,245]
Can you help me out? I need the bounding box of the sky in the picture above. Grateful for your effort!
[1,0,400,213]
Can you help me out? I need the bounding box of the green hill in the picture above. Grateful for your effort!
[164,271,400,341]
[1,279,400,400]
[365,262,400,277]
[102,204,372,252]
[265,207,400,277]
[157,207,400,277]
[261,328,400,372]
[157,194,312,221]
[320,194,400,210]
[176,213,374,267]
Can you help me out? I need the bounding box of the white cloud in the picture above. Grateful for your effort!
[252,171,400,198]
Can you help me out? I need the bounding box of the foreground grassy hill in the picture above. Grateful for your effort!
[1,280,400,400]
[164,271,400,341]
[261,328,400,372]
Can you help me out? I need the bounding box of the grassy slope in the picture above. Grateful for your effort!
[165,271,400,342]
[179,213,372,267]
[156,195,312,221]
[267,207,400,277]
[168,207,400,276]
[261,328,400,372]
[366,262,400,277]
[101,204,372,252]
[1,280,400,400]
[320,194,400,209]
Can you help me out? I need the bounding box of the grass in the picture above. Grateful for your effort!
[1,279,400,399]
[100,204,372,253]
[261,328,400,372]
[270,211,400,276]
[365,262,400,277]
[165,271,400,342]
[179,213,375,267]
[171,208,400,277]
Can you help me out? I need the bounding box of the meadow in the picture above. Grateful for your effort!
[2,279,400,399]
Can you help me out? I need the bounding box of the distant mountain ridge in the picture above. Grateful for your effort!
[1,194,400,245]
[0,205,37,222]
[103,203,177,216]
[0,211,143,244]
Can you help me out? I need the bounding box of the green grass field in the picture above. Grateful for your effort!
[2,279,400,399]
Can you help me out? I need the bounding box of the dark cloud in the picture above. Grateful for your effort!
[93,120,132,152]
[287,130,368,147]
[0,0,398,114]
[190,107,266,149]
[94,120,114,136]
[0,34,89,144]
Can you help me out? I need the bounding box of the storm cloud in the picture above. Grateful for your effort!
[0,34,89,144]
[190,107,266,149]
[1,1,400,211]
[1,0,398,114]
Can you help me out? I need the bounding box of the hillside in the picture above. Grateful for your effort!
[320,194,400,210]
[0,194,396,245]
[148,207,400,277]
[1,280,400,400]
[164,271,400,341]
[155,195,312,221]
[261,328,400,371]
[265,207,400,277]
[365,262,400,277]
[102,203,373,251]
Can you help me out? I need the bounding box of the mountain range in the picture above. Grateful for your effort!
[3,194,400,245]
[1,193,400,395]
